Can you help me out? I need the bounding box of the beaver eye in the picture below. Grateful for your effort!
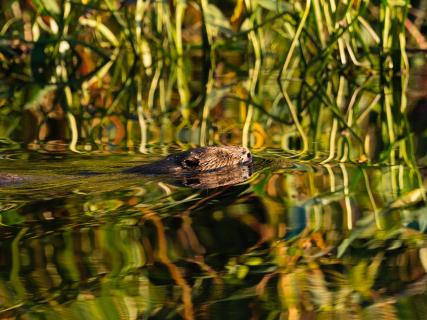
[183,158,200,168]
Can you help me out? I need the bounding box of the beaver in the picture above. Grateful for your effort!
[124,146,252,174]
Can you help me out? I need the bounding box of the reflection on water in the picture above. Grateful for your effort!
[0,151,426,319]
[171,164,252,189]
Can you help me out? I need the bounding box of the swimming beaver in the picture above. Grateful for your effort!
[124,146,252,174]
[0,146,253,189]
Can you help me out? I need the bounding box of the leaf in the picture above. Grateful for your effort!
[240,18,251,32]
[79,17,119,47]
[420,248,427,272]
[237,265,249,279]
[245,257,264,266]
[390,188,425,209]
[1,210,25,226]
[204,4,233,37]
[403,206,427,232]
[204,86,230,110]
[254,0,292,12]
[32,0,60,15]
[417,207,427,232]
[337,216,374,257]
[40,0,60,15]
[23,85,56,110]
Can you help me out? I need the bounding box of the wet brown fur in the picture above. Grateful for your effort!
[124,146,252,174]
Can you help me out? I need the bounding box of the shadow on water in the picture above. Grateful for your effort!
[0,151,426,319]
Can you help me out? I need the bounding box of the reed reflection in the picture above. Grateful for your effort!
[0,161,425,318]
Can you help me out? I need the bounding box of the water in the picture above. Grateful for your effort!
[0,149,426,319]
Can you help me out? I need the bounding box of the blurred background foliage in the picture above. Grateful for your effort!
[0,0,425,163]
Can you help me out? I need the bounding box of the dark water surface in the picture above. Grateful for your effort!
[0,149,426,319]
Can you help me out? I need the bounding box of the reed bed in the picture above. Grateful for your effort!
[0,0,424,165]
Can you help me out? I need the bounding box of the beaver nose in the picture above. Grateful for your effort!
[243,151,252,163]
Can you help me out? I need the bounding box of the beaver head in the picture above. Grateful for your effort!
[179,146,252,172]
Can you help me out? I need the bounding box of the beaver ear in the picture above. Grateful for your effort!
[182,156,200,169]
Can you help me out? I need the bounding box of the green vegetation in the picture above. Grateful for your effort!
[1,0,424,162]
[0,1,427,319]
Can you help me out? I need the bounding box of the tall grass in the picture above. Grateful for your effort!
[0,0,422,164]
